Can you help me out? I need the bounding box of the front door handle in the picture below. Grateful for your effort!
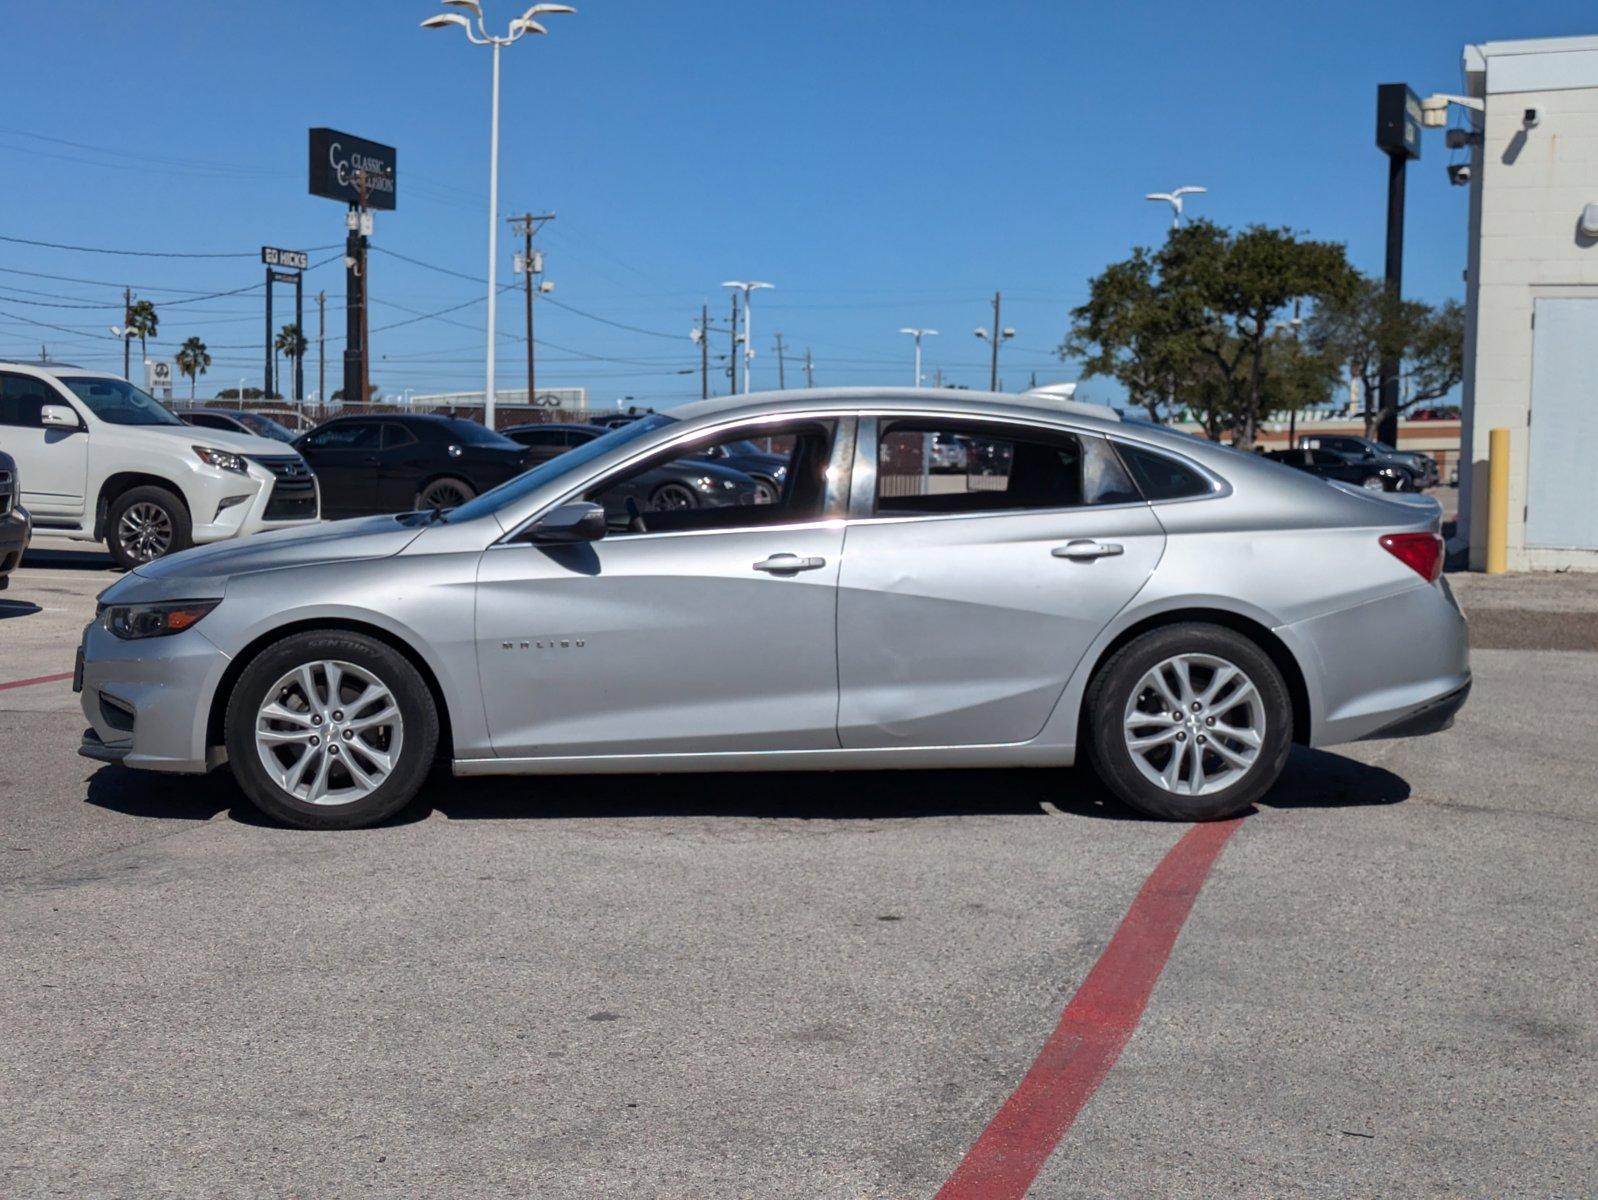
[1051,539,1124,561]
[753,553,827,575]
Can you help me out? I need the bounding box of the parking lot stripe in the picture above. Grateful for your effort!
[0,671,74,692]
[935,817,1243,1200]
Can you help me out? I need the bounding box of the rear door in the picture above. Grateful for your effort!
[836,417,1165,748]
[0,372,87,517]
[373,422,433,512]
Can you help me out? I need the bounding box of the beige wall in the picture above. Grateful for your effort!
[1463,53,1598,572]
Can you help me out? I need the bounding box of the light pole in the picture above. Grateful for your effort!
[973,292,1014,391]
[898,327,938,386]
[1144,185,1207,228]
[721,280,772,393]
[422,1,575,430]
[109,325,137,381]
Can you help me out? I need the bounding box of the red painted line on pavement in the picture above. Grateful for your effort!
[0,671,74,692]
[936,817,1244,1200]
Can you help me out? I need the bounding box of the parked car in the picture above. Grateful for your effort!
[294,413,532,518]
[78,387,1468,831]
[1299,434,1437,488]
[1266,448,1413,491]
[180,408,299,444]
[0,361,319,568]
[0,449,30,590]
[506,423,772,507]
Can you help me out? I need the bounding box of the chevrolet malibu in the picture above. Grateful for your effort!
[77,389,1470,830]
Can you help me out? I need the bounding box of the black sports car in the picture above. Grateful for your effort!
[1267,448,1413,492]
[503,422,764,517]
[179,408,300,443]
[295,414,531,517]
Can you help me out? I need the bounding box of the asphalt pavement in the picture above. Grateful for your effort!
[1,545,1593,1198]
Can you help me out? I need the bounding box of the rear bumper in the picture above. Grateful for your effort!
[0,507,31,585]
[1359,678,1471,740]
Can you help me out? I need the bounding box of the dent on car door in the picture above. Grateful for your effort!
[836,418,1166,749]
[473,417,852,757]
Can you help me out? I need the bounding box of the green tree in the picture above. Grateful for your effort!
[274,323,308,397]
[125,298,159,367]
[1306,276,1464,439]
[174,336,211,400]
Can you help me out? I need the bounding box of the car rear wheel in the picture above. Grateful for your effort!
[107,485,192,569]
[1361,474,1387,491]
[752,476,780,505]
[416,477,475,511]
[649,482,698,511]
[224,631,439,830]
[1085,623,1292,821]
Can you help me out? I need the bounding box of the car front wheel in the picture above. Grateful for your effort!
[107,485,192,569]
[224,631,439,830]
[416,477,475,511]
[1085,623,1293,821]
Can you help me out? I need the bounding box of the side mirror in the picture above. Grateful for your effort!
[526,501,606,544]
[40,403,81,430]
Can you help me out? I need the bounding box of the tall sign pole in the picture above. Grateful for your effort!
[1375,84,1421,448]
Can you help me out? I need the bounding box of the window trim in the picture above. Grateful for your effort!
[1107,436,1230,506]
[496,413,856,546]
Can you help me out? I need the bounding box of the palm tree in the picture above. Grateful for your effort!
[275,323,308,400]
[125,299,159,368]
[174,337,211,399]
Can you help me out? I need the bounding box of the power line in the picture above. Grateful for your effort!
[0,232,339,259]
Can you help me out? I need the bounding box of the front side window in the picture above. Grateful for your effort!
[585,420,838,535]
[58,377,183,427]
[0,372,62,427]
[306,422,380,450]
[874,420,1138,516]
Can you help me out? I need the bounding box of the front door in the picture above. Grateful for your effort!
[300,420,382,517]
[475,417,849,757]
[837,417,1165,748]
[0,372,87,518]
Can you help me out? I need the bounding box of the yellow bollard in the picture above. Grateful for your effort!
[1486,427,1510,574]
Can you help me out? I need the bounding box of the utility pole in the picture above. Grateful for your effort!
[803,348,814,388]
[509,211,555,407]
[316,291,326,412]
[728,293,741,394]
[695,303,710,400]
[774,331,787,389]
[342,173,372,405]
[974,291,1013,391]
[122,287,132,380]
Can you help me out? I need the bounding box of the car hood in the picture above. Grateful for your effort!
[100,515,425,603]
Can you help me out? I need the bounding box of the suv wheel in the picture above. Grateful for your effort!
[225,631,439,830]
[107,485,192,569]
[1085,623,1292,821]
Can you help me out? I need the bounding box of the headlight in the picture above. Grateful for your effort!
[105,600,219,640]
[772,466,788,482]
[193,446,248,474]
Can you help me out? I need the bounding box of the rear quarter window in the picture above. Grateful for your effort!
[1115,443,1215,501]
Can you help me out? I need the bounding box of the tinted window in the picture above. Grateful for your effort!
[0,373,60,427]
[381,423,417,449]
[186,413,236,432]
[306,422,381,450]
[441,418,521,448]
[511,428,566,447]
[1115,443,1214,501]
[235,411,297,442]
[875,421,1138,516]
[59,377,184,426]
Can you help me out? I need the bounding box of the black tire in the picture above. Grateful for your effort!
[649,481,698,511]
[106,485,192,570]
[224,630,439,830]
[416,477,475,511]
[1084,623,1293,821]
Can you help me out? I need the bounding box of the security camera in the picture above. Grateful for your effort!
[1523,107,1540,128]
[1447,163,1472,187]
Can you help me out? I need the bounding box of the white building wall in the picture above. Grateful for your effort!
[1461,38,1598,572]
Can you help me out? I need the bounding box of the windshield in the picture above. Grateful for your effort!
[443,417,522,449]
[237,411,297,442]
[60,377,184,426]
[448,412,678,522]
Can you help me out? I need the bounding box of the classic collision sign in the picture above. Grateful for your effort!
[308,128,397,210]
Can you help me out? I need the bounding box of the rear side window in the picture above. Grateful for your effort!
[875,421,1139,516]
[1115,443,1214,501]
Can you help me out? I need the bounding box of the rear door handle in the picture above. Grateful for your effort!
[753,553,827,574]
[1051,539,1124,560]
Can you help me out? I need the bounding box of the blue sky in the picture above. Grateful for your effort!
[0,0,1592,408]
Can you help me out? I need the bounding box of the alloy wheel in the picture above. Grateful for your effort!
[650,483,697,511]
[1121,653,1267,797]
[117,502,173,562]
[254,660,404,806]
[419,481,469,510]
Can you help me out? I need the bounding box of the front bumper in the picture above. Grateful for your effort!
[189,460,320,545]
[76,616,229,773]
[0,506,30,588]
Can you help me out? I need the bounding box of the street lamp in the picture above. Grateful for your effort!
[898,327,938,387]
[1144,185,1207,228]
[973,291,1014,391]
[421,2,576,430]
[721,280,773,393]
[109,325,137,381]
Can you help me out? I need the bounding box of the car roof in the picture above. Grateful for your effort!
[504,422,597,434]
[0,362,114,379]
[669,387,1123,430]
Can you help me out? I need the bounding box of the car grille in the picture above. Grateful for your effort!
[249,455,319,522]
[0,469,12,519]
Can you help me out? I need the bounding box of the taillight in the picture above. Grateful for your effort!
[1380,532,1444,583]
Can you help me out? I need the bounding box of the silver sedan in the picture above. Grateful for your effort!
[77,389,1469,829]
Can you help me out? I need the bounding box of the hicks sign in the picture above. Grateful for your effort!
[308,128,397,210]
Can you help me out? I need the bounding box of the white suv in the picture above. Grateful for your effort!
[0,362,319,568]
